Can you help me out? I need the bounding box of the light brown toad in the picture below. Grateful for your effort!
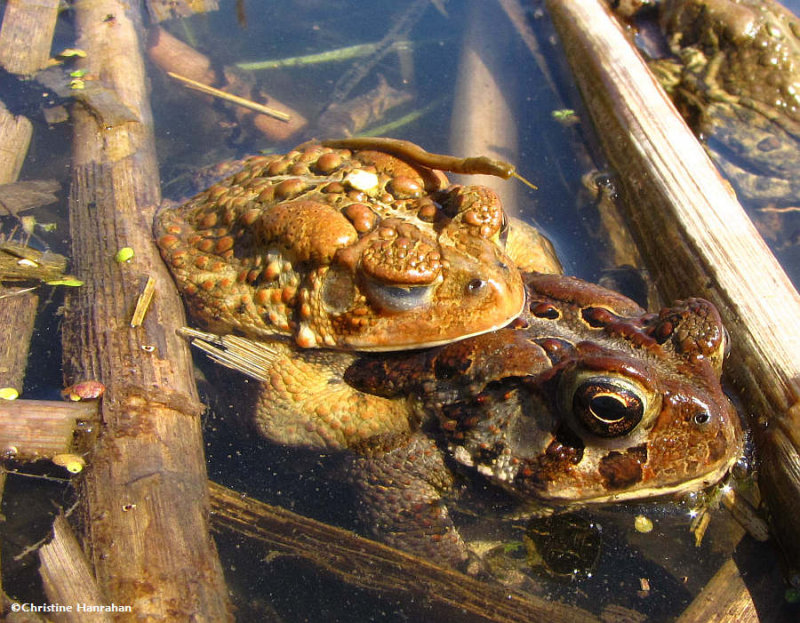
[156,140,527,350]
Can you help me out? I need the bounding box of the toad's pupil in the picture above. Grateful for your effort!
[573,382,644,437]
[694,412,711,425]
[589,394,630,423]
[466,278,487,294]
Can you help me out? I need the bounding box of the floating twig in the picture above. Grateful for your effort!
[166,71,291,122]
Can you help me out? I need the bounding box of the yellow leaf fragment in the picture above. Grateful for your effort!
[115,247,135,263]
[0,387,19,400]
[52,453,86,474]
[45,278,84,287]
[58,48,87,58]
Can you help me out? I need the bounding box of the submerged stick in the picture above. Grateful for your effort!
[39,516,112,623]
[167,71,291,121]
[0,0,60,75]
[449,0,521,212]
[0,399,97,461]
[209,480,599,623]
[237,41,397,71]
[325,0,429,107]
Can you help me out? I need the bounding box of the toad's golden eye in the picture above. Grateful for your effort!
[572,379,644,437]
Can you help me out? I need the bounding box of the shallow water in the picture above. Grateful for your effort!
[2,0,800,621]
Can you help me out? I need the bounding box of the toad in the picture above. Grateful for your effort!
[184,271,742,568]
[155,139,536,351]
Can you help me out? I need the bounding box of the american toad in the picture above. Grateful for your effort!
[185,271,742,567]
[156,139,530,351]
[624,0,800,207]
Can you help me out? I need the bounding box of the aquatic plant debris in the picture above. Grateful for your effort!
[236,41,405,71]
[52,453,86,474]
[0,387,19,400]
[130,276,155,328]
[360,97,446,137]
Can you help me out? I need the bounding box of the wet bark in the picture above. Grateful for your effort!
[61,0,231,620]
[0,399,97,460]
[0,0,60,76]
[39,516,112,623]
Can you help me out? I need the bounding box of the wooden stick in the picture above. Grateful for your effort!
[676,558,758,623]
[39,515,113,623]
[209,481,600,623]
[0,101,32,183]
[0,399,97,460]
[0,282,36,396]
[0,179,61,215]
[547,0,800,587]
[0,0,60,75]
[62,0,232,619]
[0,5,48,600]
[0,243,70,283]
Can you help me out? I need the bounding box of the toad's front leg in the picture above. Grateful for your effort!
[346,431,472,570]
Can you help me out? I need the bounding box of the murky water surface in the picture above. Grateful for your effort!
[2,0,800,621]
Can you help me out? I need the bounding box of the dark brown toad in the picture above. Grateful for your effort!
[184,271,742,568]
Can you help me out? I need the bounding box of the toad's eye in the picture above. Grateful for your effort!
[365,281,434,312]
[465,278,488,296]
[572,379,644,437]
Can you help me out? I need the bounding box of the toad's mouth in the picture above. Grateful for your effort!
[526,454,739,508]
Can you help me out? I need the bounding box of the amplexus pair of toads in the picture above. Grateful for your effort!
[155,137,743,568]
